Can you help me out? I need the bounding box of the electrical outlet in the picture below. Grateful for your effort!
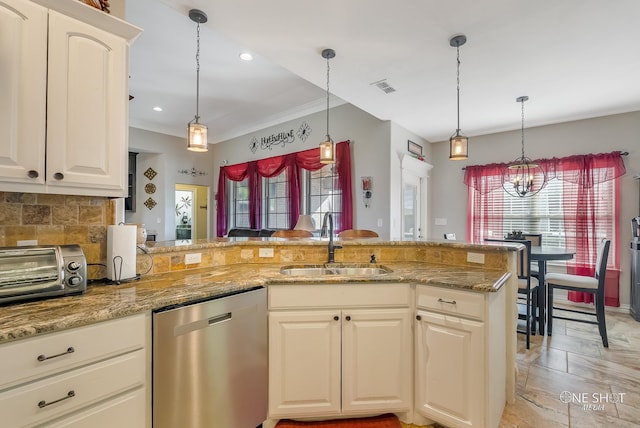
[259,248,274,258]
[17,240,38,246]
[185,253,202,264]
[467,252,485,264]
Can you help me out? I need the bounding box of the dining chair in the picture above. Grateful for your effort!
[523,233,543,279]
[485,238,537,348]
[546,238,611,347]
[337,229,379,238]
[271,229,313,238]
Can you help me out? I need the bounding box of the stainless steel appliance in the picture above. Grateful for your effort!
[631,217,640,321]
[153,287,267,428]
[0,245,87,304]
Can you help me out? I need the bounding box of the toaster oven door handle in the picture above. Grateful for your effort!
[0,281,64,297]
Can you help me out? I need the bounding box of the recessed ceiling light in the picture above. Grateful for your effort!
[153,106,163,112]
[239,52,253,61]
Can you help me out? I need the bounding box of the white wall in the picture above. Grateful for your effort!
[430,111,640,307]
[126,128,216,241]
[212,103,396,238]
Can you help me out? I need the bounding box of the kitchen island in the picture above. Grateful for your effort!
[0,238,519,428]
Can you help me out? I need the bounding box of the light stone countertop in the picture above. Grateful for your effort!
[0,260,510,344]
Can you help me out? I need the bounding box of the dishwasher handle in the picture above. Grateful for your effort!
[208,312,232,325]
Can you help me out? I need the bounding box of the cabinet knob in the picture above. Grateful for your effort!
[28,170,39,178]
[416,315,422,321]
[333,316,339,321]
[53,172,64,180]
[345,315,351,321]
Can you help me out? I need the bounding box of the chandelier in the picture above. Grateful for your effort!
[502,96,547,197]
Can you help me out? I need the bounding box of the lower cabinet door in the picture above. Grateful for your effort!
[34,388,145,428]
[415,310,484,428]
[341,308,412,414]
[268,310,341,418]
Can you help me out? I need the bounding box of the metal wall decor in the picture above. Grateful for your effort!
[145,183,156,194]
[178,167,208,177]
[144,167,157,180]
[297,121,312,142]
[144,198,157,210]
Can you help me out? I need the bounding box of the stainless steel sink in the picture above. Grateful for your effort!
[280,264,392,276]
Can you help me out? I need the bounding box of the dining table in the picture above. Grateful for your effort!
[531,246,575,335]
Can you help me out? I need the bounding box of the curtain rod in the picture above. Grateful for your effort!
[460,151,629,170]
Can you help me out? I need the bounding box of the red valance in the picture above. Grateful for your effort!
[216,141,352,237]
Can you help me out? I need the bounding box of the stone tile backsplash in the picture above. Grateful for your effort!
[0,192,117,279]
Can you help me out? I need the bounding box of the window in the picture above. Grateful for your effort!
[466,152,625,272]
[264,171,289,229]
[305,165,342,231]
[230,178,249,228]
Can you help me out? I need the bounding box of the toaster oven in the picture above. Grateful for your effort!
[0,245,87,304]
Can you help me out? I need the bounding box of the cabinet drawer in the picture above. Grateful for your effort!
[269,283,411,309]
[0,349,145,427]
[416,285,485,321]
[0,314,145,389]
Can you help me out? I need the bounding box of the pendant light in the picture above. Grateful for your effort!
[449,34,468,160]
[503,96,547,198]
[319,48,336,164]
[187,9,208,152]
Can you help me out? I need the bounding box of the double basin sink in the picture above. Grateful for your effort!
[280,263,392,276]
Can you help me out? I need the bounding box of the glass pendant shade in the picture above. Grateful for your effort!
[449,133,468,160]
[319,138,335,164]
[187,121,208,152]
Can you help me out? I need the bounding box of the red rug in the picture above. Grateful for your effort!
[275,413,401,428]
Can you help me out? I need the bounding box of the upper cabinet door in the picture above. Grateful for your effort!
[45,10,128,195]
[0,0,47,185]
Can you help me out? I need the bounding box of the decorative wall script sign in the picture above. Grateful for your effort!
[249,121,312,153]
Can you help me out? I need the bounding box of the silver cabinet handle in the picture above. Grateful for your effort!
[437,298,457,305]
[37,346,75,362]
[38,390,75,408]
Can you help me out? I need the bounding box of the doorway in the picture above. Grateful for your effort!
[400,155,432,241]
[175,184,209,240]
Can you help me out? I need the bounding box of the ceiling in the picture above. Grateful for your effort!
[126,0,640,146]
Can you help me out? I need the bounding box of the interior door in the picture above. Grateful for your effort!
[402,173,422,240]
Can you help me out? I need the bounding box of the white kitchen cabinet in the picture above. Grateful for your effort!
[0,314,148,428]
[414,285,506,428]
[0,0,141,197]
[268,284,412,420]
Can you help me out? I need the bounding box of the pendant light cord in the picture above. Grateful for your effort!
[325,56,331,141]
[520,98,525,159]
[195,21,201,121]
[456,45,461,133]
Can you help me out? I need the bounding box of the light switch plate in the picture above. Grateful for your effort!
[185,253,202,264]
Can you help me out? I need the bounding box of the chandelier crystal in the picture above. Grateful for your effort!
[502,96,547,197]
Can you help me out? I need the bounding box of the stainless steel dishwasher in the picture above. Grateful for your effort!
[153,287,267,428]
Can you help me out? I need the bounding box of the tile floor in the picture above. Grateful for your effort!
[500,306,640,427]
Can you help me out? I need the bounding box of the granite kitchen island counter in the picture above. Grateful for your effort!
[0,260,510,343]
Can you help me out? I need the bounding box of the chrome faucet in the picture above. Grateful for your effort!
[321,212,342,263]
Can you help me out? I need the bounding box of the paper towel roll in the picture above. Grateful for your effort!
[107,225,137,282]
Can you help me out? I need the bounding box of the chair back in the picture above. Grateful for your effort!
[595,238,611,283]
[522,233,542,247]
[271,229,313,238]
[338,229,379,238]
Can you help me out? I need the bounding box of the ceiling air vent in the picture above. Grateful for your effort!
[370,79,396,94]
